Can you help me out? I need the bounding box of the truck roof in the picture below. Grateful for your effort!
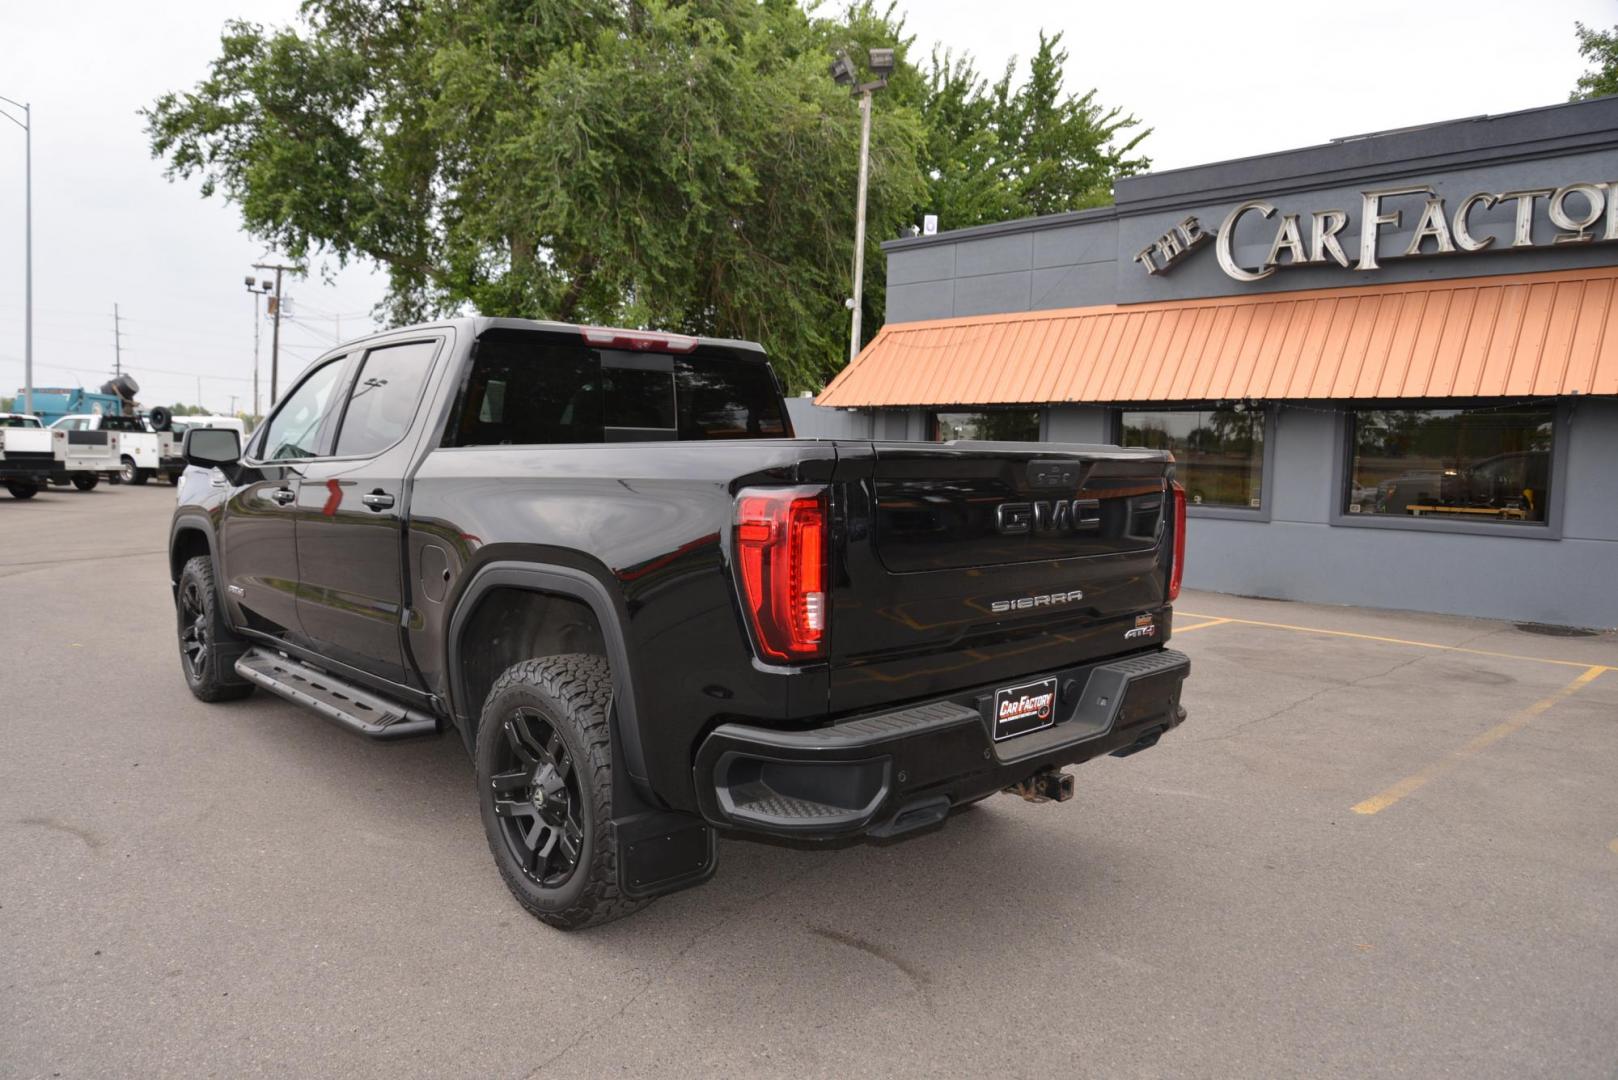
[317,317,769,359]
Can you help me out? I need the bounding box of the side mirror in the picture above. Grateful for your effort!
[184,426,241,470]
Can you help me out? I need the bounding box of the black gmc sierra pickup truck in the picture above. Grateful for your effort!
[170,318,1190,929]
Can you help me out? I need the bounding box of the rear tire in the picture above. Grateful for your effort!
[475,655,646,930]
[176,556,253,702]
[71,474,99,492]
[6,481,40,499]
[121,456,149,485]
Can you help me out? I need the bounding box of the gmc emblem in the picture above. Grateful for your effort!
[995,498,1102,535]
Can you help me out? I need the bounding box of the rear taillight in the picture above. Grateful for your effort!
[734,485,828,661]
[1168,480,1186,602]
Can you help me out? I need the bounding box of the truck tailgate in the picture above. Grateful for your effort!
[828,440,1175,714]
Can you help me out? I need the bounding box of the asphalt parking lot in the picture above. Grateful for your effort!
[3,484,1616,1079]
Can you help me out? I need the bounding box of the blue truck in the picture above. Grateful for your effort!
[19,387,127,427]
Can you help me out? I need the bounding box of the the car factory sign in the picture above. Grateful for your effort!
[1135,181,1618,282]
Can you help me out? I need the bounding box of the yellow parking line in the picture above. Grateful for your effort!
[1608,839,1618,858]
[1351,665,1608,816]
[1175,612,1611,671]
[1173,618,1231,633]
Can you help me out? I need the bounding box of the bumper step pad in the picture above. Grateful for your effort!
[234,648,437,740]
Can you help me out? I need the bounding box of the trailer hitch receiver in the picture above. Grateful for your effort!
[1005,767,1074,803]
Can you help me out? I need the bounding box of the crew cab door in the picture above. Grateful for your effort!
[292,338,443,686]
[217,355,352,639]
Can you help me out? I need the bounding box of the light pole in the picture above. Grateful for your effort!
[244,276,274,419]
[830,47,894,364]
[0,94,32,415]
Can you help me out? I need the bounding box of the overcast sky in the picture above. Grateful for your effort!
[1,0,1612,409]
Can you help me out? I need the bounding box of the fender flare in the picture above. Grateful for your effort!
[169,512,226,607]
[445,561,650,788]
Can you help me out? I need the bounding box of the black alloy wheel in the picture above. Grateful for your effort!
[489,707,585,888]
[174,555,253,702]
[179,576,210,683]
[475,655,643,929]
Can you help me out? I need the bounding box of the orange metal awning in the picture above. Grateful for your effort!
[817,266,1618,407]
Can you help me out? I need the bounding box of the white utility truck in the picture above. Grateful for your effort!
[50,412,182,485]
[1,413,123,496]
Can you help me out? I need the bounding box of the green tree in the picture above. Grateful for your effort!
[146,3,1150,387]
[918,32,1149,230]
[147,0,927,390]
[0,396,14,413]
[1571,20,1618,100]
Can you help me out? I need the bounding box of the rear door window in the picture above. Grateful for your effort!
[333,341,439,457]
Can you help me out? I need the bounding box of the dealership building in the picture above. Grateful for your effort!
[806,97,1618,629]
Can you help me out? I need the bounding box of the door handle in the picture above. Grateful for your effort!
[362,490,395,512]
[270,488,296,505]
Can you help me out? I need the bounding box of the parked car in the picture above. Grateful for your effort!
[51,412,183,485]
[168,318,1191,929]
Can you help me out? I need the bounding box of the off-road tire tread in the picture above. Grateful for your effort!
[479,654,646,931]
[178,556,254,703]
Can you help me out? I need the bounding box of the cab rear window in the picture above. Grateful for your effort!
[444,331,790,447]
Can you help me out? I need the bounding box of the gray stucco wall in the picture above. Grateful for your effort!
[1182,399,1618,629]
[785,397,874,439]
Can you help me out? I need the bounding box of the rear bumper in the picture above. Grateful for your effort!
[693,647,1190,840]
[0,459,63,481]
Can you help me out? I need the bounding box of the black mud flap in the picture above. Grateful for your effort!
[613,810,716,900]
[607,700,716,901]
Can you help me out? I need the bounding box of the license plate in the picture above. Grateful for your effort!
[992,676,1059,740]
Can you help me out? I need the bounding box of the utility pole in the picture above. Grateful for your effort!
[252,261,302,405]
[112,303,124,377]
[0,94,32,415]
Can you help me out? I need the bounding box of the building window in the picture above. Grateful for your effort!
[930,410,1040,442]
[1344,405,1554,525]
[1120,406,1264,509]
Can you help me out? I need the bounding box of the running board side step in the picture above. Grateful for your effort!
[234,648,438,740]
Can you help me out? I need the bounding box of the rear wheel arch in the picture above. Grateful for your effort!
[446,562,648,786]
